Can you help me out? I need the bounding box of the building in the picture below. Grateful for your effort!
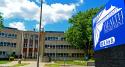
[43,31,84,61]
[22,31,39,59]
[0,27,84,61]
[0,27,22,58]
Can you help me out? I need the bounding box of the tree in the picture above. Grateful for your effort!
[0,13,4,31]
[65,8,100,59]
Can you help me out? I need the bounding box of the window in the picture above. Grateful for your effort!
[1,33,4,36]
[0,42,3,46]
[4,42,7,46]
[35,44,38,48]
[14,34,17,38]
[0,51,7,56]
[8,34,11,38]
[0,32,17,39]
[30,35,34,39]
[2,51,6,55]
[24,39,28,44]
[24,43,27,48]
[35,35,38,39]
[29,52,32,58]
[7,42,10,46]
[61,37,65,41]
[4,33,7,37]
[24,34,28,38]
[29,39,33,48]
[29,44,33,48]
[13,43,16,47]
[45,45,48,48]
[45,37,59,41]
[0,42,16,47]
[0,51,2,55]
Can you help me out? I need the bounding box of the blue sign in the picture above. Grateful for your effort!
[93,0,125,51]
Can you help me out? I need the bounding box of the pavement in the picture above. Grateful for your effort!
[0,61,45,67]
[20,61,45,67]
[0,61,17,67]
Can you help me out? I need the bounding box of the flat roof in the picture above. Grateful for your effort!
[45,31,64,33]
[4,27,18,30]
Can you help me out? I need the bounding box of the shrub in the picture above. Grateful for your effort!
[9,57,14,61]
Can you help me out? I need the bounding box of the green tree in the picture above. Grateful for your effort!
[65,8,100,59]
[0,13,4,31]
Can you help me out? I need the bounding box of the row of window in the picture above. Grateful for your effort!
[0,51,7,55]
[23,39,38,48]
[44,53,84,57]
[23,44,38,48]
[0,32,17,38]
[0,51,16,56]
[45,37,65,41]
[24,34,38,40]
[0,42,16,47]
[45,45,78,49]
[23,52,37,58]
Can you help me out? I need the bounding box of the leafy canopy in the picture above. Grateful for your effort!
[65,8,100,50]
[0,13,4,31]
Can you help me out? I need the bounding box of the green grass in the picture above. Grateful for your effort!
[0,61,10,64]
[44,64,59,67]
[55,60,87,65]
[44,60,93,67]
[11,63,29,67]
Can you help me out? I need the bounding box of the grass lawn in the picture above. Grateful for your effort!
[44,60,94,67]
[44,64,59,67]
[0,61,11,64]
[11,63,29,67]
[55,60,87,65]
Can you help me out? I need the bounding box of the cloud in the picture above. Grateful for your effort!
[76,0,84,6]
[9,22,26,30]
[42,3,76,23]
[0,0,39,20]
[0,0,83,30]
[35,23,45,31]
[80,0,84,4]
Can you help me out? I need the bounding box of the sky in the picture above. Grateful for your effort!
[0,0,109,31]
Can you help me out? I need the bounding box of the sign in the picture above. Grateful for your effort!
[93,0,125,51]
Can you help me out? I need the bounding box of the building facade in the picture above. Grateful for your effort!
[0,27,22,58]
[0,27,84,61]
[43,31,84,61]
[22,31,39,59]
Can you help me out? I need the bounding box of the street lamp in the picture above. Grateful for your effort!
[37,0,43,67]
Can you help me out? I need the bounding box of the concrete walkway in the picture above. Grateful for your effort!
[0,61,45,67]
[0,61,18,67]
[20,61,45,67]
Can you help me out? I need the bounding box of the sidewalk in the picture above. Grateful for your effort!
[20,61,45,67]
[0,61,18,67]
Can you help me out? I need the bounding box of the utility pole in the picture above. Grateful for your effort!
[37,0,43,67]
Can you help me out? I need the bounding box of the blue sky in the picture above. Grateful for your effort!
[0,0,109,31]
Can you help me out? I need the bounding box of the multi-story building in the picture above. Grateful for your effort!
[43,31,84,61]
[0,27,22,58]
[0,27,84,61]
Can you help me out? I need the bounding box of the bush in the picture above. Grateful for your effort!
[9,57,14,61]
